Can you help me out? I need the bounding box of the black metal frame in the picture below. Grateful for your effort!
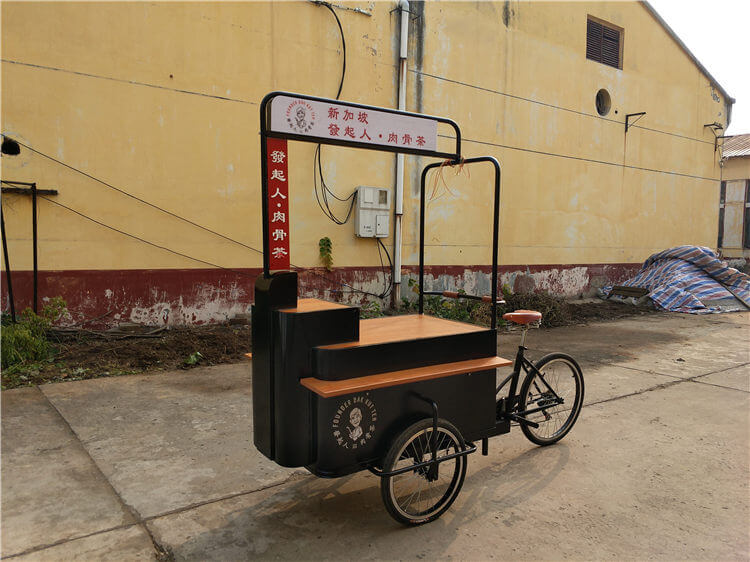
[0,180,58,314]
[418,157,501,330]
[0,206,15,322]
[495,342,564,429]
[258,91,462,277]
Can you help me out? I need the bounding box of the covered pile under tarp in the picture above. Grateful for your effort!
[602,246,750,313]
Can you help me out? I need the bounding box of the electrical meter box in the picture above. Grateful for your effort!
[354,186,391,238]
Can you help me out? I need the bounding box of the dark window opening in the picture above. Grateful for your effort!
[1,137,20,156]
[587,17,622,69]
[596,89,611,116]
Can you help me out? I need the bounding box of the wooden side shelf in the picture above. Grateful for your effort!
[301,356,512,398]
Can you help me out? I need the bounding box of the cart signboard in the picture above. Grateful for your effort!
[265,137,290,271]
[268,94,438,153]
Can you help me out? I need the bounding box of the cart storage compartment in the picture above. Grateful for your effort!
[306,370,497,477]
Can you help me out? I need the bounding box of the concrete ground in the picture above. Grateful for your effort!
[2,311,748,561]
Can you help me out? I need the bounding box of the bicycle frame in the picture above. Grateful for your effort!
[495,341,565,422]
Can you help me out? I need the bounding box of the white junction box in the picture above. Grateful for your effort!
[354,186,391,238]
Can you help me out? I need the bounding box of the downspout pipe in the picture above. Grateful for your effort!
[393,0,409,307]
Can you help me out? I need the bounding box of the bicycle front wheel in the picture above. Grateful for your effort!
[519,353,584,446]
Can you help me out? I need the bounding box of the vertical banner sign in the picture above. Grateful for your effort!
[266,137,290,271]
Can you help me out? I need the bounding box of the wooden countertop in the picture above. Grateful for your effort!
[317,314,488,349]
[301,355,511,398]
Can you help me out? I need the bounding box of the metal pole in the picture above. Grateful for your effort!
[32,182,38,313]
[491,160,500,331]
[418,165,430,315]
[1,206,16,322]
[259,99,271,277]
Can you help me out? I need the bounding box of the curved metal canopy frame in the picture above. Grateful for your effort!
[258,91,500,326]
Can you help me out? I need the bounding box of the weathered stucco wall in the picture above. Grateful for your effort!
[723,157,750,182]
[0,1,729,323]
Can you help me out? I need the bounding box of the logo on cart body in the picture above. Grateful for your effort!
[285,100,316,134]
[331,395,377,450]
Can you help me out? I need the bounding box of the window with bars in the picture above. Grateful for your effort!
[587,17,622,69]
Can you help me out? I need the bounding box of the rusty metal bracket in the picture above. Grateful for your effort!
[625,112,646,133]
[704,123,724,153]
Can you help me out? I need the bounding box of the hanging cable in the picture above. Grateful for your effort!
[3,135,264,255]
[39,196,256,277]
[377,237,394,299]
[316,1,346,99]
[437,134,719,182]
[311,1,358,226]
[410,68,716,146]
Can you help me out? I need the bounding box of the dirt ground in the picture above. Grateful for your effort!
[2,299,657,390]
[2,324,252,389]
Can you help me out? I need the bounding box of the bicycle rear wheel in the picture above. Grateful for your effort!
[519,353,584,446]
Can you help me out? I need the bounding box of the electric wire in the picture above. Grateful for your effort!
[6,135,392,299]
[377,237,394,298]
[3,135,264,255]
[1,59,256,105]
[38,195,257,277]
[3,52,716,146]
[35,190,390,299]
[410,68,717,146]
[312,1,358,226]
[5,5,389,300]
[438,134,720,182]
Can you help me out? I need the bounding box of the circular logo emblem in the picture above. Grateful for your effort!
[332,395,377,450]
[285,100,316,134]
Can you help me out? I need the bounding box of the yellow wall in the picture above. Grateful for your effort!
[723,157,750,182]
[1,1,729,275]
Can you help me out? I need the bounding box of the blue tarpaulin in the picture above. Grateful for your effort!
[602,246,750,314]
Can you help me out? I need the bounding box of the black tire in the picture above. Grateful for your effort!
[380,418,467,525]
[519,353,584,446]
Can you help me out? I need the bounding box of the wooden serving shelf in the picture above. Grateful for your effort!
[301,355,511,398]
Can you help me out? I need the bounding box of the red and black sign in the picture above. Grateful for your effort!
[265,138,290,271]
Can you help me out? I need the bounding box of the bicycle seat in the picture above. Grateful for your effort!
[502,310,542,325]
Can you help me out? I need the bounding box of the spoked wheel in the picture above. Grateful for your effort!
[380,418,467,525]
[519,352,584,446]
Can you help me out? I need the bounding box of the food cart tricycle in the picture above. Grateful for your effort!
[249,92,584,525]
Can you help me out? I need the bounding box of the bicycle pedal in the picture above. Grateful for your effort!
[508,414,540,429]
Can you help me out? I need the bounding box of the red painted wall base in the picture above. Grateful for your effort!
[1,263,640,327]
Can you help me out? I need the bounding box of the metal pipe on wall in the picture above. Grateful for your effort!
[1,206,16,322]
[31,182,38,313]
[393,0,409,306]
